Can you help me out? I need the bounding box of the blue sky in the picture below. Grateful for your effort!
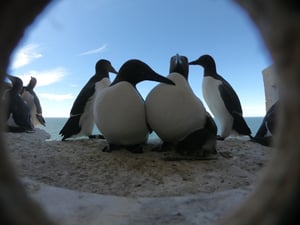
[8,0,272,117]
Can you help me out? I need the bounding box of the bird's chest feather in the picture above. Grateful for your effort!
[95,82,146,128]
[202,77,226,115]
[146,73,207,141]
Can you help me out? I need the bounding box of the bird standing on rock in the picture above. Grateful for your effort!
[145,54,217,157]
[189,54,252,140]
[93,59,175,153]
[5,74,34,132]
[59,59,117,141]
[22,76,46,127]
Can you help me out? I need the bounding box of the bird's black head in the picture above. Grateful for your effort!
[189,54,216,67]
[27,77,37,90]
[189,54,217,75]
[169,54,189,80]
[95,59,118,77]
[7,75,23,93]
[111,59,175,87]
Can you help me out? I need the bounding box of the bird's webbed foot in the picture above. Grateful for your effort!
[151,141,173,152]
[89,134,105,139]
[102,143,144,153]
[126,144,144,154]
[217,135,225,140]
[102,144,118,152]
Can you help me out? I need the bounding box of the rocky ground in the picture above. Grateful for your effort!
[5,129,273,225]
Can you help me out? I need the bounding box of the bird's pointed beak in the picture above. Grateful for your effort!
[109,65,118,74]
[148,73,175,85]
[6,74,15,82]
[188,60,197,65]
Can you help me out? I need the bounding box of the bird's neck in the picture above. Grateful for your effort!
[97,70,109,77]
[203,66,217,77]
[110,78,138,89]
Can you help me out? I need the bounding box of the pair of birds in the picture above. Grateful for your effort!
[3,74,46,132]
[59,58,174,153]
[60,54,254,155]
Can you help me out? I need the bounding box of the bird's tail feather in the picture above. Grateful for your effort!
[59,115,81,141]
[232,112,252,136]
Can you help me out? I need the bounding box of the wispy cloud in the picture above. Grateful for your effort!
[78,44,107,56]
[18,67,67,87]
[39,93,74,101]
[11,44,43,69]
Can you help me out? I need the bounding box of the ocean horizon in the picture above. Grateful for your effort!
[40,117,264,141]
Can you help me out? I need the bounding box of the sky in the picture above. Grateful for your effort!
[7,0,272,117]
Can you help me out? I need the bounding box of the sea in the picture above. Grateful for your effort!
[40,117,264,141]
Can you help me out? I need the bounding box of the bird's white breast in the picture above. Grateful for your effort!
[79,78,111,135]
[93,82,149,145]
[22,91,34,111]
[202,76,233,135]
[145,73,207,143]
[95,77,111,92]
[22,91,38,126]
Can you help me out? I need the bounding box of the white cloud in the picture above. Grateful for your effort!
[39,93,74,101]
[11,44,43,69]
[19,67,67,87]
[78,44,107,56]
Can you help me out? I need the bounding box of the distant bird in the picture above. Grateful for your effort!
[189,54,252,140]
[5,74,34,132]
[251,101,278,146]
[22,76,46,127]
[59,59,117,141]
[145,54,217,156]
[93,59,175,153]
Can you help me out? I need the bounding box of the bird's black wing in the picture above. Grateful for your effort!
[255,101,278,137]
[10,94,33,131]
[265,101,278,134]
[32,91,42,113]
[254,118,268,139]
[69,77,96,115]
[251,101,278,146]
[59,76,97,140]
[218,76,251,135]
[32,91,46,126]
[231,112,252,135]
[59,115,81,140]
[36,114,46,126]
[252,119,272,146]
[217,75,243,115]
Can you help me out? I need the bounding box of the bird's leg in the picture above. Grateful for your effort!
[151,141,174,152]
[89,134,105,139]
[126,144,144,154]
[217,135,225,140]
[102,143,144,153]
[102,144,119,152]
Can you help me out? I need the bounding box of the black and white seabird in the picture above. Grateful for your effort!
[93,59,175,153]
[22,76,46,127]
[145,54,217,157]
[251,101,278,146]
[59,59,117,141]
[5,74,34,132]
[189,54,252,140]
